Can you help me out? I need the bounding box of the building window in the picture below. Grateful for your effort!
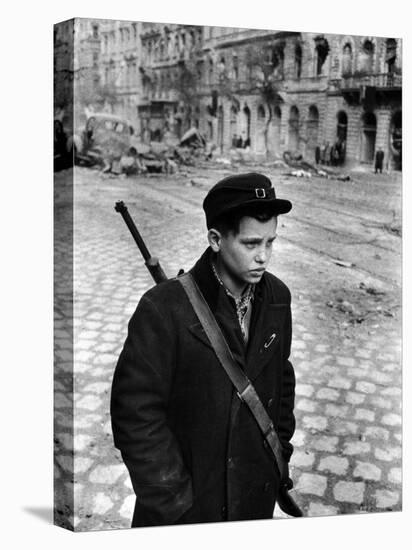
[233,55,239,80]
[294,44,302,78]
[314,36,329,76]
[92,24,99,39]
[386,38,397,75]
[342,43,353,76]
[360,40,374,73]
[271,44,285,79]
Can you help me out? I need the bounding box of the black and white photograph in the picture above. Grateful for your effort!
[53,16,402,532]
[2,1,409,548]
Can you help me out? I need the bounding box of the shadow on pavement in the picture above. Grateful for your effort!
[23,507,53,524]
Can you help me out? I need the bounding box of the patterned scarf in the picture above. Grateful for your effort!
[211,262,255,341]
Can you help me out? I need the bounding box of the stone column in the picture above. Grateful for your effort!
[375,108,392,170]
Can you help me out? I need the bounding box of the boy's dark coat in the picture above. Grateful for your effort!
[111,248,296,527]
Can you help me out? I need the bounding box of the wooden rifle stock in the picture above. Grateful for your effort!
[115,201,168,284]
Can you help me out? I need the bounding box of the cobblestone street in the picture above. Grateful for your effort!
[54,164,402,531]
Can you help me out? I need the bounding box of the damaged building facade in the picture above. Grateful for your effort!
[57,19,402,170]
[137,24,402,170]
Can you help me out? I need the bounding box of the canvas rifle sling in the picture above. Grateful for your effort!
[178,272,288,481]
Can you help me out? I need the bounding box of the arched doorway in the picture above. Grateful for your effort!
[230,105,238,146]
[336,111,348,163]
[268,105,281,157]
[217,105,224,151]
[306,105,319,161]
[256,105,266,153]
[361,112,377,163]
[288,106,300,152]
[241,105,251,146]
[390,110,402,170]
[337,111,348,143]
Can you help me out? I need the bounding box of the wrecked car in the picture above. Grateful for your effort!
[70,113,135,168]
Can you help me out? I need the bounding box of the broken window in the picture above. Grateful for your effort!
[314,36,329,76]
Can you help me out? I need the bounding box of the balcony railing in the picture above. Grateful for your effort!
[339,72,402,89]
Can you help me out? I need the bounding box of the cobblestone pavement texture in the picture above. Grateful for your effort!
[54,165,402,531]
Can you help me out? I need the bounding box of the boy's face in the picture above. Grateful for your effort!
[209,215,278,295]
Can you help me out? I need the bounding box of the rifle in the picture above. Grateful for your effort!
[114,201,168,284]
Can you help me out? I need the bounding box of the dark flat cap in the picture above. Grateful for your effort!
[203,172,292,228]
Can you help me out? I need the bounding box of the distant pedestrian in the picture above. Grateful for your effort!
[375,147,384,174]
[315,145,321,165]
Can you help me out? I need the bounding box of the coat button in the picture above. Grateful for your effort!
[264,482,272,492]
[227,457,233,467]
[263,440,269,449]
[268,398,274,408]
[221,506,227,518]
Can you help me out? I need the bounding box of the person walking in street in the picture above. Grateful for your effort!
[375,147,385,174]
[111,173,297,527]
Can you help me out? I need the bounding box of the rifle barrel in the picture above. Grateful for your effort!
[115,201,151,261]
[115,201,168,284]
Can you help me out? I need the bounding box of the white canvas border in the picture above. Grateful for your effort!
[1,0,409,548]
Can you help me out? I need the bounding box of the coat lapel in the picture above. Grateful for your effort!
[245,277,288,382]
